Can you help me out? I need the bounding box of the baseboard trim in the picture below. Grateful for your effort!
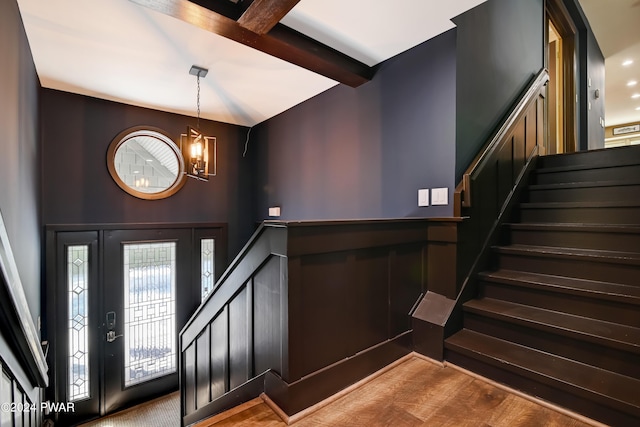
[191,397,263,427]
[262,353,415,425]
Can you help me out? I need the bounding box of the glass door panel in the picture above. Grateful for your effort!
[102,228,191,414]
[123,242,177,386]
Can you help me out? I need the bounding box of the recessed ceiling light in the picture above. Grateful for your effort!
[628,80,638,87]
[633,94,640,99]
[636,107,640,111]
[622,59,634,66]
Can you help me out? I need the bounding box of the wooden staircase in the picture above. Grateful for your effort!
[445,146,640,426]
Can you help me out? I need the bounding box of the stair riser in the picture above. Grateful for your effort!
[528,184,640,203]
[519,206,640,225]
[444,348,639,426]
[463,313,640,379]
[507,228,640,252]
[479,281,640,328]
[535,164,640,185]
[538,146,640,169]
[495,253,640,286]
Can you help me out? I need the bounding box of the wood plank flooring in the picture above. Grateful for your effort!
[198,356,601,427]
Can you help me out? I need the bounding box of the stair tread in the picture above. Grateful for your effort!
[493,244,640,265]
[463,297,640,353]
[445,329,640,410]
[529,179,640,191]
[478,269,640,303]
[521,200,640,208]
[536,158,640,174]
[505,222,640,234]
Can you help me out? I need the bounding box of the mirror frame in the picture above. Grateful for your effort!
[107,126,187,200]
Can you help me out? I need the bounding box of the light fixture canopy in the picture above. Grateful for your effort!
[189,65,208,78]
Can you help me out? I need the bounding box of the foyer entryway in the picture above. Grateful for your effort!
[45,225,226,426]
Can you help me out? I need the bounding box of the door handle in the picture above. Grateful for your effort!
[106,330,123,343]
[105,311,122,342]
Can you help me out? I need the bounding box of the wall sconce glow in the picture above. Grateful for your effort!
[622,59,634,66]
[628,80,638,87]
[636,107,640,111]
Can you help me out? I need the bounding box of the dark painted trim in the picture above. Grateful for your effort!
[0,213,48,387]
[182,373,268,427]
[265,332,412,416]
[180,219,445,425]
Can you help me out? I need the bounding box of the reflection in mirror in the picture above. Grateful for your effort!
[107,127,186,200]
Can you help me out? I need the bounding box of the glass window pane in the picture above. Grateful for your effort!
[68,245,90,402]
[201,238,215,301]
[123,242,177,387]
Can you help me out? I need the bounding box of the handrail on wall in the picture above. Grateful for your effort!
[455,69,549,214]
[0,209,48,387]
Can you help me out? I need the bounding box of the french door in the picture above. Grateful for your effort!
[47,225,226,425]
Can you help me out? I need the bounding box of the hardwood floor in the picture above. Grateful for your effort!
[197,356,601,427]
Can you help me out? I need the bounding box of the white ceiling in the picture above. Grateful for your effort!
[16,0,486,127]
[578,0,640,127]
[18,1,636,129]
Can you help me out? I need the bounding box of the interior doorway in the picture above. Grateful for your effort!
[548,21,564,154]
[545,0,577,155]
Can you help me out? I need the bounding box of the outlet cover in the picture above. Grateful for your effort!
[418,189,429,207]
[432,188,448,206]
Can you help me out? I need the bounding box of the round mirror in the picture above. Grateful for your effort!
[107,127,186,200]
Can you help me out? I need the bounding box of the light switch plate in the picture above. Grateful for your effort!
[268,207,281,217]
[418,189,429,207]
[432,188,448,206]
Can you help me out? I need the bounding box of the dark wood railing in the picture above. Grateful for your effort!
[180,218,462,425]
[413,69,549,360]
[455,69,549,215]
[453,68,548,293]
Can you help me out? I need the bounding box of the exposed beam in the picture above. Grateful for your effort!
[129,0,373,87]
[237,0,301,35]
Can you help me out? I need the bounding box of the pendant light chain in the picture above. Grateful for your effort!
[196,74,201,130]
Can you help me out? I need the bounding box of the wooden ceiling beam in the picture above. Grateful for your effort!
[237,0,301,35]
[129,0,373,87]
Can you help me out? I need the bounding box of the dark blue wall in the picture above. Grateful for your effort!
[252,30,457,221]
[0,0,43,405]
[454,0,545,181]
[40,90,254,258]
[0,0,41,326]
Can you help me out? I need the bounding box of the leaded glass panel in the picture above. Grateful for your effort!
[68,245,90,401]
[123,242,177,387]
[201,238,215,301]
